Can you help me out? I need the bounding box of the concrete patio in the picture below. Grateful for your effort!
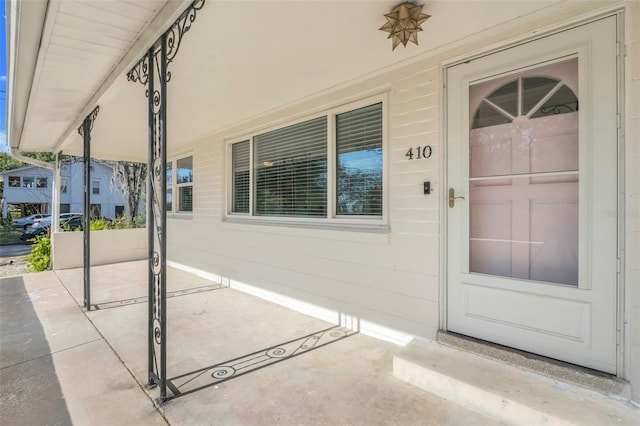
[1,261,496,425]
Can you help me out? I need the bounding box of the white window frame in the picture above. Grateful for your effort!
[167,154,193,216]
[8,176,20,187]
[226,93,388,229]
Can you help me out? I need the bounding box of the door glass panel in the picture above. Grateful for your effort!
[468,58,579,286]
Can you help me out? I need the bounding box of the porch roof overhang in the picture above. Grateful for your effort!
[7,0,566,162]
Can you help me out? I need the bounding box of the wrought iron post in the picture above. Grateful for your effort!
[78,106,99,311]
[127,0,206,403]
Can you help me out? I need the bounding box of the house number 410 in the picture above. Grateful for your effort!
[405,145,432,160]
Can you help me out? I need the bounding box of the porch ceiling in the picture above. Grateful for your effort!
[8,0,561,162]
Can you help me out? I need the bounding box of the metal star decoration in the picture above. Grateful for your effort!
[379,2,431,50]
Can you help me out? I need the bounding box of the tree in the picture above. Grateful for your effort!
[0,152,27,171]
[107,161,146,220]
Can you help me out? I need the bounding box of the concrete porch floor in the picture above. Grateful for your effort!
[2,261,497,425]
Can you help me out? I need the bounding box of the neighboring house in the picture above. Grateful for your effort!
[6,0,640,406]
[0,164,51,217]
[1,161,133,219]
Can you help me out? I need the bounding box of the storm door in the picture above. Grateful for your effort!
[446,17,618,373]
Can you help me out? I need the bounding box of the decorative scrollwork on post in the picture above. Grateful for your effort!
[126,0,206,404]
[77,106,100,136]
[77,105,100,312]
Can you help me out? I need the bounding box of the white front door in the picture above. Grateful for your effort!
[446,16,619,373]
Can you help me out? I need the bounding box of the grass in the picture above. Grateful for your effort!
[0,229,24,246]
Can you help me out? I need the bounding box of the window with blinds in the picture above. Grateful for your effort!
[232,141,250,213]
[229,99,384,222]
[336,103,383,216]
[176,156,193,212]
[254,117,327,217]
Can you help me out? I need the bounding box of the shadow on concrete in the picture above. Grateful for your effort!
[166,325,358,400]
[0,276,73,425]
[91,282,228,310]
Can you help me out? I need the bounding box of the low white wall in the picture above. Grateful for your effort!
[52,228,147,270]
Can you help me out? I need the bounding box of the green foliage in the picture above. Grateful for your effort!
[59,215,145,232]
[0,152,26,172]
[0,218,13,232]
[26,235,51,272]
[89,218,110,231]
[0,151,56,172]
[0,219,21,245]
[107,215,144,229]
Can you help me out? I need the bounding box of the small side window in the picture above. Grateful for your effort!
[176,156,193,212]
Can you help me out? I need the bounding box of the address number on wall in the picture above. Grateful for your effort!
[405,146,432,160]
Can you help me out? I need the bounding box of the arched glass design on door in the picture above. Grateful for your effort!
[468,58,580,286]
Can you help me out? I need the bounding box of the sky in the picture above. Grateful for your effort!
[0,0,7,152]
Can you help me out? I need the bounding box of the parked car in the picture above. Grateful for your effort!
[32,213,83,230]
[20,224,49,240]
[12,214,50,230]
[20,214,84,241]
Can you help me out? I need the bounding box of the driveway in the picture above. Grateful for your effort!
[0,244,32,258]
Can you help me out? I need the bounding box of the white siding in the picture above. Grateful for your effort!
[163,1,640,399]
[626,0,640,402]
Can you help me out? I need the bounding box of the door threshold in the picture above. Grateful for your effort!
[436,331,630,398]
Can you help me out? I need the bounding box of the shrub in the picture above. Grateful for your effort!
[0,218,13,232]
[27,235,51,272]
[89,218,110,231]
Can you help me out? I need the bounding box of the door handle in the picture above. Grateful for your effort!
[448,188,465,208]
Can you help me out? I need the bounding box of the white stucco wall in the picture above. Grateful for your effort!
[161,2,639,400]
[52,228,147,270]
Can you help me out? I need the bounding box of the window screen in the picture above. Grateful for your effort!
[336,103,383,216]
[254,117,327,217]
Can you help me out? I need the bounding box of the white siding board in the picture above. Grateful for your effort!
[48,36,124,59]
[77,0,160,22]
[52,22,133,47]
[43,52,116,70]
[53,23,135,45]
[54,13,140,40]
[59,2,148,31]
[49,33,128,55]
[169,98,443,333]
[46,44,118,64]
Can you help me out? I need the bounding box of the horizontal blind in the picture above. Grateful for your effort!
[336,102,383,216]
[254,117,327,217]
[232,140,250,213]
[179,186,193,212]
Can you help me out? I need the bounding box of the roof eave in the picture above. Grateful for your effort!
[5,0,48,152]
